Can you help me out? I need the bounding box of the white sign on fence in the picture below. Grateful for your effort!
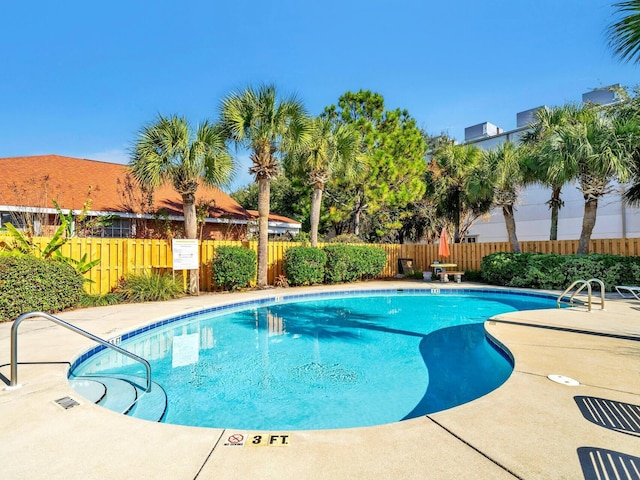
[172,239,199,270]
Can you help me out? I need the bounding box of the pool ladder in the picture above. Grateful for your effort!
[557,278,605,311]
[6,311,152,392]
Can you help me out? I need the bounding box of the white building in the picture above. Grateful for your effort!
[461,86,640,243]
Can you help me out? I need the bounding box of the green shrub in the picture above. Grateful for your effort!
[79,292,125,307]
[323,245,387,284]
[116,271,183,302]
[0,256,84,322]
[480,252,640,291]
[283,247,327,286]
[212,246,256,291]
[461,270,483,282]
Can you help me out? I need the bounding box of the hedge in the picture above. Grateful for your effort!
[480,252,640,291]
[283,247,327,286]
[212,246,256,291]
[323,245,387,284]
[0,255,85,322]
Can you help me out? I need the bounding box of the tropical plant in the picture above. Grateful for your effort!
[220,84,310,287]
[520,104,582,240]
[608,0,640,64]
[130,114,235,294]
[285,117,362,246]
[539,104,634,253]
[482,141,526,253]
[429,143,494,243]
[116,270,183,302]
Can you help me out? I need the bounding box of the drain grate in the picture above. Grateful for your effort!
[54,396,80,410]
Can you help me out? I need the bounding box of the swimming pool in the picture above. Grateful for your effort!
[69,289,558,430]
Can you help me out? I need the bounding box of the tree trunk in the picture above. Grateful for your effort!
[353,193,362,236]
[453,191,461,243]
[310,185,323,247]
[182,192,199,295]
[257,178,270,287]
[502,205,521,253]
[549,186,561,241]
[577,197,598,254]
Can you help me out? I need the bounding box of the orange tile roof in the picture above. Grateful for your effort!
[0,155,250,219]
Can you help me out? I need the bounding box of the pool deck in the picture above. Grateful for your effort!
[1,281,639,479]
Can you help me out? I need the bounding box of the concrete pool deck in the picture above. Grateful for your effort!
[1,281,638,479]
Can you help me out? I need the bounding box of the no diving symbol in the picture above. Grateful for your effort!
[228,434,244,444]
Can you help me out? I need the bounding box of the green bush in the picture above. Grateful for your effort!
[116,270,183,302]
[283,247,327,286]
[0,256,84,322]
[212,246,256,291]
[323,245,387,284]
[480,252,640,291]
[79,292,125,307]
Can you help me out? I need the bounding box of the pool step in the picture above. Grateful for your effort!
[69,375,167,422]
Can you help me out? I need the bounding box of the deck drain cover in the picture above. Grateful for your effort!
[548,374,580,386]
[54,396,80,410]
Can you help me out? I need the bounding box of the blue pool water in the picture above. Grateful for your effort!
[70,290,558,430]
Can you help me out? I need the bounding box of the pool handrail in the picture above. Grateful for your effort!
[557,278,605,311]
[8,311,152,392]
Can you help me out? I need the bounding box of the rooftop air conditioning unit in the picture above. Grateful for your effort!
[464,122,501,141]
[516,106,545,128]
[582,85,620,106]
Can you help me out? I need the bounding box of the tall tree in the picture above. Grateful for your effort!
[483,142,525,253]
[430,143,494,243]
[520,105,580,240]
[608,0,640,64]
[323,90,427,239]
[220,84,309,287]
[130,114,234,294]
[285,117,361,246]
[541,104,634,253]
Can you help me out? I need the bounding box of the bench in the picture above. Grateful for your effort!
[439,271,465,283]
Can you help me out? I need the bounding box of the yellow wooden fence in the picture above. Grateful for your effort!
[31,237,640,294]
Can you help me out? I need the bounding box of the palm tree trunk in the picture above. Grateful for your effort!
[310,185,323,247]
[502,205,521,253]
[257,178,270,287]
[549,186,561,241]
[577,197,598,254]
[182,192,199,295]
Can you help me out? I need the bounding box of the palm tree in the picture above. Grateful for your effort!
[220,84,309,287]
[285,117,362,247]
[608,0,640,64]
[542,105,634,253]
[130,114,234,294]
[430,144,494,243]
[482,142,525,253]
[520,105,580,240]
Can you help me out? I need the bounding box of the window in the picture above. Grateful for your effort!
[462,235,478,243]
[98,218,132,238]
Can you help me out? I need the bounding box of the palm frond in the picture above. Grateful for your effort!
[608,0,640,64]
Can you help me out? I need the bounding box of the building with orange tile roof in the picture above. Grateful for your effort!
[0,155,301,239]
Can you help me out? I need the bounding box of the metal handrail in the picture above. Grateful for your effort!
[9,311,152,392]
[557,278,605,312]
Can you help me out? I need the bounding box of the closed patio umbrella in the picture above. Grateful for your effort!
[438,228,450,258]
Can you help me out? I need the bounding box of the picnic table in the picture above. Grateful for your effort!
[430,263,464,283]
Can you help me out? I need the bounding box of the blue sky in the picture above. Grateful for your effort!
[1,0,637,190]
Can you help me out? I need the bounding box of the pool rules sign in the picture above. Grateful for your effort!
[172,239,199,271]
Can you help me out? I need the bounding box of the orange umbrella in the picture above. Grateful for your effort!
[438,228,450,258]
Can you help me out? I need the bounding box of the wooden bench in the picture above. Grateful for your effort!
[439,271,465,283]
